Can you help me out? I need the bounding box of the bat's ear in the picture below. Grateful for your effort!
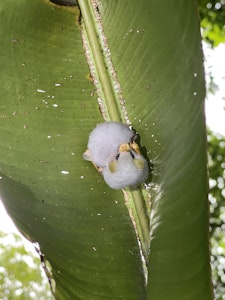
[130,133,138,143]
[83,149,92,161]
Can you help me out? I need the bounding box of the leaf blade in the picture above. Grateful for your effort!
[97,0,213,299]
[0,0,146,298]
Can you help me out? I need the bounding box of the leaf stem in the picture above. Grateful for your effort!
[78,0,150,268]
[78,0,122,122]
[127,188,150,262]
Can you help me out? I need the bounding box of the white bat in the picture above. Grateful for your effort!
[83,122,149,189]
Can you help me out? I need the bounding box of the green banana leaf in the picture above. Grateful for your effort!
[0,0,213,299]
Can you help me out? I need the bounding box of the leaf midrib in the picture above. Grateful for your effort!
[78,0,122,122]
[77,0,150,271]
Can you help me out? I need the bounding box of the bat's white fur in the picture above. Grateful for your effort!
[103,151,149,189]
[84,122,134,166]
[83,122,149,189]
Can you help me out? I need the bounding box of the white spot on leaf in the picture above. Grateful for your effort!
[61,171,69,175]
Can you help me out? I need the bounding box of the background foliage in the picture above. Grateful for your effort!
[0,232,53,300]
[198,0,225,46]
[208,132,225,300]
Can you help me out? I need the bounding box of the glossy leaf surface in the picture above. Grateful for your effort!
[0,0,212,299]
